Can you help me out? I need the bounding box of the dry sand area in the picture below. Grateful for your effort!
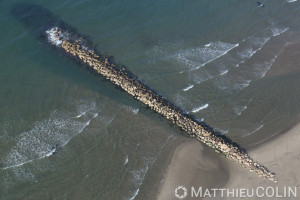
[157,122,300,200]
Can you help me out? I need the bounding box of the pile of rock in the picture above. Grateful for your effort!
[49,27,277,182]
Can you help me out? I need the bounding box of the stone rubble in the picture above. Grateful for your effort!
[49,27,277,182]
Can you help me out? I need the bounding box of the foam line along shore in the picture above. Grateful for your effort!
[44,26,277,182]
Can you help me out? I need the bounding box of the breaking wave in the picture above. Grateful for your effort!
[233,106,248,116]
[220,69,229,76]
[46,27,64,46]
[175,42,239,70]
[236,37,270,66]
[130,165,149,200]
[183,84,194,91]
[124,155,129,165]
[191,103,209,113]
[1,100,98,170]
[253,55,279,79]
[124,106,139,114]
[271,27,289,37]
[242,125,264,137]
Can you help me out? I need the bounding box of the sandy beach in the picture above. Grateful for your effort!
[157,122,300,200]
[156,139,229,200]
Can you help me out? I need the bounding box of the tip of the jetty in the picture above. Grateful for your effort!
[46,27,277,183]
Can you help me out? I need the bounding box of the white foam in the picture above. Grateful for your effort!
[194,118,204,123]
[131,108,139,114]
[191,103,209,113]
[220,69,229,76]
[240,80,251,89]
[124,106,139,114]
[238,48,256,60]
[175,42,239,70]
[233,106,248,116]
[205,42,211,47]
[255,63,270,78]
[218,79,252,91]
[194,74,210,84]
[132,165,149,184]
[2,158,34,170]
[126,137,171,200]
[75,110,88,118]
[238,37,270,62]
[287,0,297,3]
[219,46,281,92]
[255,37,270,51]
[75,101,96,118]
[183,84,194,91]
[242,125,264,137]
[253,55,278,79]
[44,148,57,157]
[124,155,129,165]
[271,27,289,37]
[78,120,91,133]
[128,165,149,200]
[2,101,95,170]
[128,188,139,200]
[45,27,63,46]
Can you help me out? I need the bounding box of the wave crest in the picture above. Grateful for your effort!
[2,100,97,170]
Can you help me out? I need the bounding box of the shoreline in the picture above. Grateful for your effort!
[223,122,300,199]
[156,139,229,200]
[247,117,300,150]
[156,122,300,200]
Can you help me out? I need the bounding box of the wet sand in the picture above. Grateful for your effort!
[156,139,229,200]
[156,40,300,200]
[157,122,300,200]
[267,40,300,77]
[222,122,300,200]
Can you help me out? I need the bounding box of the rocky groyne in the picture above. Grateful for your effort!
[46,27,277,182]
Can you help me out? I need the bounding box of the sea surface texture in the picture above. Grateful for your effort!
[1,0,300,199]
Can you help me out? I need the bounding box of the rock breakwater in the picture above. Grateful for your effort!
[46,27,277,182]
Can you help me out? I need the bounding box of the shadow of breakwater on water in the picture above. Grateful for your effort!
[11,3,277,182]
[9,3,205,137]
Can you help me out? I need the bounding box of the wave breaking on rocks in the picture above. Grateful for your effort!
[45,27,277,182]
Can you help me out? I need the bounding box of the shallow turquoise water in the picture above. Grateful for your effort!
[1,0,300,199]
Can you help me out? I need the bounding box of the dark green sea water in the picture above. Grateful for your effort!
[1,0,300,199]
